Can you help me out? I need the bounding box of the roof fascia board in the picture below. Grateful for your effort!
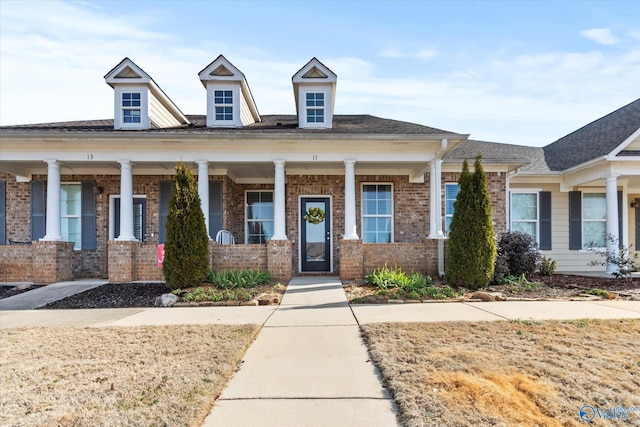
[104,58,151,86]
[292,57,337,83]
[606,127,640,158]
[198,55,245,84]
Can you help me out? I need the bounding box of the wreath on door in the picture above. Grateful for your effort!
[303,207,325,225]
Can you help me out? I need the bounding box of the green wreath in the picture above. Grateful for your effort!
[303,207,325,225]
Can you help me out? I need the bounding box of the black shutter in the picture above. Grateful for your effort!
[617,191,623,249]
[568,191,582,250]
[114,198,121,239]
[0,181,5,245]
[31,181,46,241]
[159,181,172,244]
[539,191,552,250]
[81,181,97,250]
[209,181,223,239]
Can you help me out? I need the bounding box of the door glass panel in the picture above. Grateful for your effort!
[305,201,326,262]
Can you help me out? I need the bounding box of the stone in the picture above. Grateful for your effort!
[154,293,178,307]
[470,291,496,302]
[240,300,259,306]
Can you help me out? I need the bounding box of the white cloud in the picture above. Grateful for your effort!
[580,28,619,45]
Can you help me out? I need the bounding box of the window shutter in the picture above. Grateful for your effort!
[81,181,97,250]
[159,181,172,244]
[0,181,5,245]
[114,198,121,239]
[617,191,623,249]
[539,191,552,250]
[209,181,223,239]
[568,191,582,250]
[31,181,46,241]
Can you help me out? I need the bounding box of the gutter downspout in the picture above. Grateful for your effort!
[436,138,448,278]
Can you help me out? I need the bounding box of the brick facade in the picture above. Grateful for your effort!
[1,169,506,284]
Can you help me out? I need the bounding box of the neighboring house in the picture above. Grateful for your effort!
[0,55,639,284]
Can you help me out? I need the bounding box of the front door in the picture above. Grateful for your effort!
[301,197,331,272]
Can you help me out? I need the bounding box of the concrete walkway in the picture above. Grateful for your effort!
[0,279,108,310]
[201,277,401,427]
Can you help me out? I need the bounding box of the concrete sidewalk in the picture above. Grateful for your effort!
[0,280,108,310]
[201,277,401,427]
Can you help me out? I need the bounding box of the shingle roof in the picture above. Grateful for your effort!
[542,98,640,171]
[0,114,459,136]
[444,139,548,171]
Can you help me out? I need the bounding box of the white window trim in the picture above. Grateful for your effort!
[299,88,330,129]
[207,84,240,127]
[114,86,149,130]
[245,190,274,244]
[444,183,459,234]
[108,195,147,241]
[509,189,541,245]
[61,182,82,250]
[581,191,607,250]
[361,182,394,243]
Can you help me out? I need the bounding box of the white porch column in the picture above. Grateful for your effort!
[196,160,210,239]
[271,160,287,240]
[116,160,136,241]
[428,158,444,238]
[344,160,359,239]
[41,159,63,241]
[605,175,619,274]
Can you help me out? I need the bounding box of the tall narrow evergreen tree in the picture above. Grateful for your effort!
[162,162,209,289]
[445,155,496,289]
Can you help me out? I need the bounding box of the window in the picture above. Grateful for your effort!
[61,183,82,249]
[246,191,274,243]
[444,183,459,233]
[122,92,141,123]
[306,92,324,123]
[214,90,233,121]
[362,184,393,243]
[511,192,538,242]
[111,196,147,242]
[583,193,606,247]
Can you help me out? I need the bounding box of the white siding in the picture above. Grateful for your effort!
[510,183,605,272]
[149,93,181,129]
[626,135,640,150]
[240,94,254,126]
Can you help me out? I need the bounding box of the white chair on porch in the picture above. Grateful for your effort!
[215,230,235,245]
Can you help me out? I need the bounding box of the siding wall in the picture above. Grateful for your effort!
[149,92,181,129]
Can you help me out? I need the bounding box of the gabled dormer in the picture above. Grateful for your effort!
[198,55,261,128]
[292,58,337,129]
[104,58,189,130]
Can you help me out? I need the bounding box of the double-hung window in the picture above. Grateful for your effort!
[362,184,393,243]
[214,90,233,121]
[61,183,82,250]
[582,193,606,248]
[306,92,324,123]
[511,192,539,242]
[246,191,274,243]
[122,92,141,123]
[444,183,459,233]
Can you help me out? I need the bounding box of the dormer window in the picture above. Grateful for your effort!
[306,92,325,123]
[214,90,233,121]
[122,93,141,123]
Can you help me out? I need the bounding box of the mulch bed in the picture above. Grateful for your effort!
[0,284,45,300]
[42,282,171,309]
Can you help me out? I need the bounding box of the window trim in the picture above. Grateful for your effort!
[444,183,459,234]
[581,191,607,249]
[245,190,274,244]
[361,182,394,243]
[300,88,329,128]
[214,89,234,121]
[114,87,148,129]
[61,182,82,250]
[509,189,541,245]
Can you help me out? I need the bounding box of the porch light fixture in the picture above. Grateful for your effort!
[632,199,639,208]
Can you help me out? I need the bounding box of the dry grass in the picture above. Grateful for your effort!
[0,325,259,426]
[362,319,640,427]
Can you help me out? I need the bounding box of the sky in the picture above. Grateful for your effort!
[0,0,638,147]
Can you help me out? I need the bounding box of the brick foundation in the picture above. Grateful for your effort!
[210,242,268,271]
[108,241,137,283]
[362,240,445,279]
[339,239,364,280]
[0,245,34,283]
[267,240,292,283]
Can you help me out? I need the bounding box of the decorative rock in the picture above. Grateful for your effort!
[405,299,421,304]
[470,291,496,302]
[388,299,404,304]
[630,294,640,301]
[240,300,259,306]
[154,293,178,307]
